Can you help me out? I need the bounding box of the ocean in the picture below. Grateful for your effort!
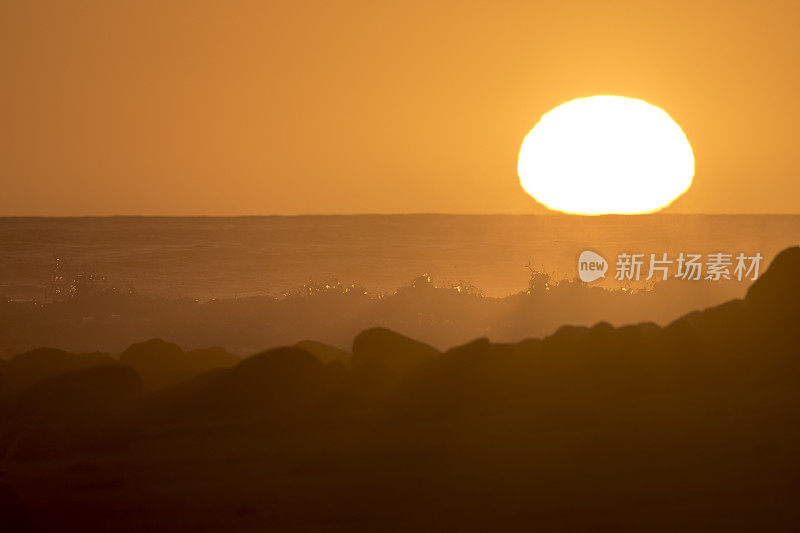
[1,214,798,301]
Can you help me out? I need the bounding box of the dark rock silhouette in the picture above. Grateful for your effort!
[118,339,188,390]
[4,348,115,393]
[745,245,800,316]
[185,346,240,369]
[119,338,238,391]
[11,365,142,424]
[352,327,439,376]
[139,346,341,422]
[294,340,352,367]
[215,346,331,412]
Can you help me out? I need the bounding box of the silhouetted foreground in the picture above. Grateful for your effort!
[1,248,800,531]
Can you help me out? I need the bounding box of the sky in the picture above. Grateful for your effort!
[1,0,799,216]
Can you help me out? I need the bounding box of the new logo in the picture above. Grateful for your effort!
[578,250,608,283]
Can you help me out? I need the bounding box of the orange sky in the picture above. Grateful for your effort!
[1,1,799,215]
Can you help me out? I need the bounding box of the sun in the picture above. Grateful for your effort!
[517,96,694,215]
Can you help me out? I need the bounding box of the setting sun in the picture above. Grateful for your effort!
[518,96,694,215]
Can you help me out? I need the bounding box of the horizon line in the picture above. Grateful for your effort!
[1,212,800,219]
